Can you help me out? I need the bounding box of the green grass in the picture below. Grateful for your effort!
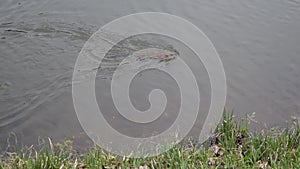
[1,113,299,169]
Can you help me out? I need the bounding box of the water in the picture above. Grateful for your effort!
[1,0,300,150]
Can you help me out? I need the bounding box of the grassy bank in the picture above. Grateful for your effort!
[1,113,299,169]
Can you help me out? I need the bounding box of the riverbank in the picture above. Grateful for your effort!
[1,113,299,168]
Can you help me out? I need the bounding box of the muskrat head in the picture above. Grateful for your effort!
[163,45,180,55]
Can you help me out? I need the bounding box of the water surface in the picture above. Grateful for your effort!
[1,0,300,150]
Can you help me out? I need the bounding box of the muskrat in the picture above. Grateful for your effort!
[132,48,178,63]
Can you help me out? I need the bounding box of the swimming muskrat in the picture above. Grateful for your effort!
[132,48,178,63]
